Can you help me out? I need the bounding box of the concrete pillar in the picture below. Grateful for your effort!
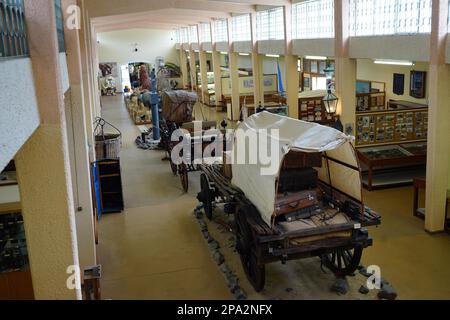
[78,0,95,160]
[334,0,356,133]
[15,0,81,300]
[425,0,450,232]
[283,4,299,119]
[227,18,240,121]
[211,51,223,109]
[188,48,197,91]
[198,25,208,104]
[250,13,262,106]
[199,50,208,104]
[210,21,223,108]
[179,49,189,88]
[90,24,101,117]
[62,0,97,272]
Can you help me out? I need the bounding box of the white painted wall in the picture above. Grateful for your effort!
[97,28,179,90]
[258,40,286,55]
[0,185,20,204]
[292,38,335,57]
[357,59,429,105]
[0,58,40,171]
[350,34,430,62]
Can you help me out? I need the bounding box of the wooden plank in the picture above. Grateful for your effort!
[258,222,357,244]
[0,202,21,215]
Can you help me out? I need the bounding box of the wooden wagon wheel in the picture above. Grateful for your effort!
[200,173,214,220]
[179,163,189,192]
[321,246,363,277]
[169,158,178,175]
[235,206,265,292]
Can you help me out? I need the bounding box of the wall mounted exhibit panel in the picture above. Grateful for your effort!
[0,58,40,171]
[292,38,335,58]
[349,34,430,62]
[257,39,286,55]
[221,74,277,96]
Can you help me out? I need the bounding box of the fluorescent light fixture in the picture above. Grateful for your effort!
[305,55,327,60]
[220,51,228,55]
[194,50,199,53]
[265,54,280,58]
[206,51,213,53]
[239,53,250,56]
[374,59,414,66]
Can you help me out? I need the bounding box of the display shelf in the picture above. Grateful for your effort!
[355,108,428,146]
[355,80,386,113]
[298,90,337,125]
[357,142,427,190]
[361,166,426,190]
[92,159,124,217]
[0,202,34,300]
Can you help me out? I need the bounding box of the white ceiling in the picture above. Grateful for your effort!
[89,0,288,33]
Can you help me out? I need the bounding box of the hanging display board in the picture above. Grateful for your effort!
[355,108,428,146]
[298,90,337,125]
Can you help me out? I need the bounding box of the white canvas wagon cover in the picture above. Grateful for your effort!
[231,112,362,226]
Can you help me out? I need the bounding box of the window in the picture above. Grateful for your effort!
[121,65,131,91]
[0,0,29,57]
[180,27,189,43]
[214,19,228,42]
[292,0,335,39]
[448,0,450,32]
[189,25,198,43]
[350,0,433,36]
[231,14,251,42]
[257,7,285,40]
[54,0,65,52]
[200,23,211,43]
[173,29,180,44]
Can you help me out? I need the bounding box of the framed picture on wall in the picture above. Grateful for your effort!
[319,61,326,74]
[410,71,426,99]
[303,74,311,91]
[243,79,254,88]
[303,60,311,73]
[310,61,318,74]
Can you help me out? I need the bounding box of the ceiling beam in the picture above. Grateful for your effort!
[86,0,255,19]
[95,18,204,32]
[92,9,230,25]
[207,0,289,6]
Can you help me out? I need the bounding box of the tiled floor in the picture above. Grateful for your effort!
[98,95,450,300]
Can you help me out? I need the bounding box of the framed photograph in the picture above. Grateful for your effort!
[310,61,318,74]
[362,116,370,128]
[243,79,254,88]
[410,71,427,99]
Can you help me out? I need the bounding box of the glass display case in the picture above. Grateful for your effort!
[357,142,427,190]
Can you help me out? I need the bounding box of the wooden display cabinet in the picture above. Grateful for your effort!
[298,91,337,125]
[355,80,386,113]
[0,202,34,300]
[357,142,427,190]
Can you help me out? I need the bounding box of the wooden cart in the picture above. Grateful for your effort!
[167,126,228,192]
[196,112,381,292]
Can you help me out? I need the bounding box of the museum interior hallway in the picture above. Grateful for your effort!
[97,95,450,300]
